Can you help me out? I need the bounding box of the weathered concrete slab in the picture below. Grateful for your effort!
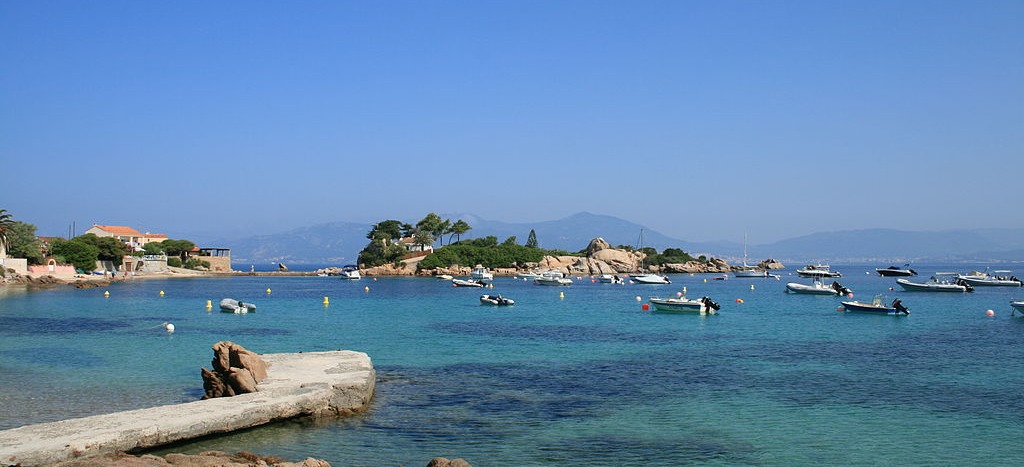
[0,350,375,467]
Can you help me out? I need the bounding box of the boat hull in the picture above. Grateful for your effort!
[734,270,781,279]
[649,298,716,314]
[876,268,916,277]
[957,277,1022,287]
[453,279,486,288]
[841,301,906,315]
[534,278,572,286]
[895,278,970,292]
[480,295,514,306]
[631,274,671,284]
[782,280,847,294]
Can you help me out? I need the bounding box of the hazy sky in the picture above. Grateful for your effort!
[3,1,1022,244]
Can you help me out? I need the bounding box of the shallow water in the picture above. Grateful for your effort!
[2,265,1024,465]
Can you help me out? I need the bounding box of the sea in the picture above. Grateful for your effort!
[2,264,1023,466]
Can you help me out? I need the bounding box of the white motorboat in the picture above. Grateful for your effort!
[515,270,542,280]
[875,265,917,277]
[1011,300,1024,315]
[598,274,624,284]
[956,270,1022,287]
[896,275,973,293]
[471,265,494,282]
[219,298,256,314]
[480,294,515,306]
[785,280,851,295]
[797,264,842,278]
[340,265,361,280]
[648,296,720,315]
[841,295,909,315]
[631,273,671,285]
[534,271,572,286]
[452,278,487,288]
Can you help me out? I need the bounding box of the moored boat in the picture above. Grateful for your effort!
[480,294,514,306]
[534,271,572,286]
[876,265,917,277]
[840,295,909,315]
[219,298,256,314]
[631,273,671,284]
[1011,300,1024,315]
[598,274,624,284]
[453,278,488,288]
[471,265,494,282]
[956,270,1022,287]
[340,265,361,280]
[896,275,973,292]
[786,280,851,295]
[648,296,720,314]
[797,264,842,278]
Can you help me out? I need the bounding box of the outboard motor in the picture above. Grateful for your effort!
[701,296,721,311]
[831,281,851,296]
[892,298,909,315]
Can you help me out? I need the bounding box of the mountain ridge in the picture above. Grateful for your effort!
[204,213,1024,265]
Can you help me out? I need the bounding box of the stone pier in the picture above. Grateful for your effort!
[0,350,375,467]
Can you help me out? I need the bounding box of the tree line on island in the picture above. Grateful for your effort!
[357,212,704,271]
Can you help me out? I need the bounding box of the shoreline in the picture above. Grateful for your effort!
[0,350,376,467]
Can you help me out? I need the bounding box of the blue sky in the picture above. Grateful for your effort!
[3,1,1022,244]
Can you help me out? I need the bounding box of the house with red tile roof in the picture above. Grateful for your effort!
[84,224,168,251]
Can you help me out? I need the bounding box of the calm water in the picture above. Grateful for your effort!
[2,265,1024,466]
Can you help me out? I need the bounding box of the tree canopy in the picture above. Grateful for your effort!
[3,221,44,264]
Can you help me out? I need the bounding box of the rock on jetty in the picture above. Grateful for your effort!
[0,350,375,467]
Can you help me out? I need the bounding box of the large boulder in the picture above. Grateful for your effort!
[202,342,269,399]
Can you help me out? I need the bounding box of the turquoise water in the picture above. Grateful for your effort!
[2,265,1024,465]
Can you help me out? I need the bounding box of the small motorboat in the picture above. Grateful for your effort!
[453,278,487,288]
[631,273,671,285]
[797,264,842,278]
[340,265,361,280]
[841,296,909,315]
[516,270,542,280]
[648,296,720,315]
[1011,300,1024,315]
[471,265,494,282]
[598,274,624,284]
[896,275,973,293]
[876,265,917,277]
[956,270,1022,287]
[480,294,515,306]
[219,298,256,313]
[534,271,573,286]
[786,280,851,296]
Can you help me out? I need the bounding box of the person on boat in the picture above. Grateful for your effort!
[892,298,909,314]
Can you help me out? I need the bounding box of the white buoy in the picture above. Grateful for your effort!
[635,296,642,302]
[750,284,755,290]
[163,322,175,333]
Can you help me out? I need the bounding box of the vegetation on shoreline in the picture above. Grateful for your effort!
[418,236,573,270]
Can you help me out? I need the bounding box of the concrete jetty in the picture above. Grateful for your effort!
[0,350,375,467]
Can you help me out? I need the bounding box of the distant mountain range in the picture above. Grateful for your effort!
[202,212,1024,265]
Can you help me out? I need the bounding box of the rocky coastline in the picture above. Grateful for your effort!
[359,237,784,278]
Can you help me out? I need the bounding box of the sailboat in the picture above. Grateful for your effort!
[630,229,671,285]
[733,234,779,279]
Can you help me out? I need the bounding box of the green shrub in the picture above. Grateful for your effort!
[167,257,182,267]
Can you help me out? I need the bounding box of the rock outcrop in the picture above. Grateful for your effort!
[201,341,269,399]
[53,451,331,467]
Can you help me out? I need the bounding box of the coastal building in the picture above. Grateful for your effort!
[399,237,434,253]
[84,225,167,251]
